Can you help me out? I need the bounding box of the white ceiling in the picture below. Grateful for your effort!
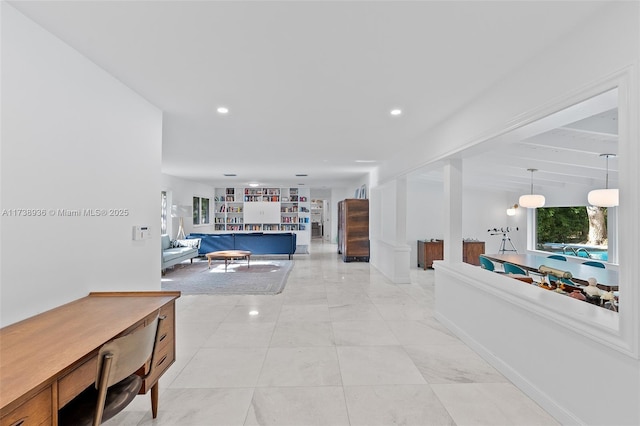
[9,0,616,190]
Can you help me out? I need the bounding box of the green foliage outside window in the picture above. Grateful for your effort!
[536,207,589,245]
[536,206,608,250]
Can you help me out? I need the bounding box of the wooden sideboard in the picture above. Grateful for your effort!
[462,241,485,266]
[338,199,369,262]
[417,240,486,269]
[417,240,444,269]
[0,291,180,426]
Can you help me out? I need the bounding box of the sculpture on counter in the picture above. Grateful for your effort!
[601,291,618,311]
[584,277,602,298]
[569,290,586,301]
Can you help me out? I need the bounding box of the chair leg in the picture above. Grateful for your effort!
[94,354,113,426]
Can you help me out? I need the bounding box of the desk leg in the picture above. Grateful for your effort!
[151,382,159,418]
[247,255,250,269]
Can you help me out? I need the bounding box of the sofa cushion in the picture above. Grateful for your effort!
[162,247,198,262]
[173,238,201,249]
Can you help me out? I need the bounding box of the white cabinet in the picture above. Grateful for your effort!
[244,202,280,224]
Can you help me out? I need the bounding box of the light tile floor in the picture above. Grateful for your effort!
[108,241,559,426]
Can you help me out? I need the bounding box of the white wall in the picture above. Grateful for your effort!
[328,188,347,244]
[0,5,163,326]
[161,174,217,237]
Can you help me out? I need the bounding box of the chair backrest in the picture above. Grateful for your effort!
[583,260,605,268]
[97,316,159,389]
[547,254,567,261]
[479,256,495,271]
[503,262,527,275]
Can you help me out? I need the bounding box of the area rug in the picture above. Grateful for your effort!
[161,259,294,295]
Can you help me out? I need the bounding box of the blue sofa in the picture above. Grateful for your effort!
[188,232,296,259]
[161,234,200,272]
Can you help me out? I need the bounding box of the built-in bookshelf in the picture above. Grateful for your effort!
[213,187,311,246]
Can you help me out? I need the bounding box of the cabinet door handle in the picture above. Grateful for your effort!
[10,418,26,426]
[159,333,168,342]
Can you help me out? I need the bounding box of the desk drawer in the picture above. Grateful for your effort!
[58,355,97,408]
[139,340,175,393]
[157,303,174,340]
[0,387,51,426]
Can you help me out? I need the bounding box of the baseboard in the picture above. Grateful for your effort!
[434,311,584,426]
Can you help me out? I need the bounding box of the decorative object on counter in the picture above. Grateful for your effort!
[601,291,618,311]
[569,289,586,301]
[584,277,602,297]
[539,265,572,279]
[584,277,603,305]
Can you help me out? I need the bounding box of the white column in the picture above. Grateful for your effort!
[395,176,408,245]
[369,178,411,283]
[443,159,463,263]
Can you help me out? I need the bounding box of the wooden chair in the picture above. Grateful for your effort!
[59,315,163,425]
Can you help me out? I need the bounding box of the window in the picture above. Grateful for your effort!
[193,196,210,225]
[160,191,168,234]
[535,206,609,262]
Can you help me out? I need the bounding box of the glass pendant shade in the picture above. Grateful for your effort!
[519,168,545,208]
[588,188,618,207]
[519,194,545,208]
[588,154,618,207]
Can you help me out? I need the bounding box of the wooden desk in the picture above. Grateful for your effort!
[0,291,180,425]
[483,253,618,291]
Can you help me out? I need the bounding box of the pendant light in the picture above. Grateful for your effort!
[588,153,618,207]
[519,168,545,208]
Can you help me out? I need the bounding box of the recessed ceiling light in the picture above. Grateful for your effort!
[390,109,402,116]
[217,106,229,114]
[223,173,237,177]
[355,160,376,163]
[297,183,305,186]
[249,310,259,316]
[249,183,259,187]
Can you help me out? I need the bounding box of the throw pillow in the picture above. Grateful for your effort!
[177,238,201,249]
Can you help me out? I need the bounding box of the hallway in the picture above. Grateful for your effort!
[114,241,558,425]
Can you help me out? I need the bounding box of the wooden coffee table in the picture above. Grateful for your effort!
[206,250,251,272]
